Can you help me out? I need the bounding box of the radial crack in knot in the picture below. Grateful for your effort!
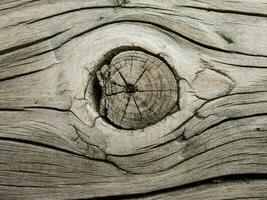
[97,50,179,130]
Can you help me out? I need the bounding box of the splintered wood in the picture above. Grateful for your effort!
[97,51,178,129]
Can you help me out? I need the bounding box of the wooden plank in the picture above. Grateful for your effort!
[0,0,267,199]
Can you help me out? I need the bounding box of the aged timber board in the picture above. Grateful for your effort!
[0,0,267,199]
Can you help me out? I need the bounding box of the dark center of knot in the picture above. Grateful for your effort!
[125,84,136,93]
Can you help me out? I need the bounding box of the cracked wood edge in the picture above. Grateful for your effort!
[0,0,267,199]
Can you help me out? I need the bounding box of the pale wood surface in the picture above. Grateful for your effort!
[0,0,267,199]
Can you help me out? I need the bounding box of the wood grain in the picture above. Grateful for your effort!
[0,0,267,199]
[97,50,178,129]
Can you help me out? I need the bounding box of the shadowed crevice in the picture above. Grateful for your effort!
[77,174,267,199]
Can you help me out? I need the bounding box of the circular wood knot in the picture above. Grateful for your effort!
[97,50,179,130]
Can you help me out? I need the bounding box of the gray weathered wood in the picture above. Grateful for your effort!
[0,0,267,199]
[97,50,179,129]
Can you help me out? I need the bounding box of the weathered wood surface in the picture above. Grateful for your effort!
[97,50,179,129]
[0,0,267,199]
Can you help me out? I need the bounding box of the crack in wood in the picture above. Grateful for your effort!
[180,5,267,18]
[1,2,267,198]
[96,50,179,129]
[84,174,267,199]
[0,29,69,56]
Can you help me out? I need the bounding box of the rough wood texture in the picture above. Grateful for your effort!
[0,0,267,199]
[97,50,178,129]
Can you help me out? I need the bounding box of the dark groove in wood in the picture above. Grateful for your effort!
[0,0,40,12]
[26,6,171,25]
[78,174,267,200]
[0,63,55,82]
[6,20,266,64]
[0,106,69,112]
[0,29,69,56]
[193,113,267,139]
[181,5,267,18]
[60,20,267,58]
[0,137,128,174]
[211,59,267,69]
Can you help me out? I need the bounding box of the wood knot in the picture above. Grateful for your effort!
[97,50,179,130]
